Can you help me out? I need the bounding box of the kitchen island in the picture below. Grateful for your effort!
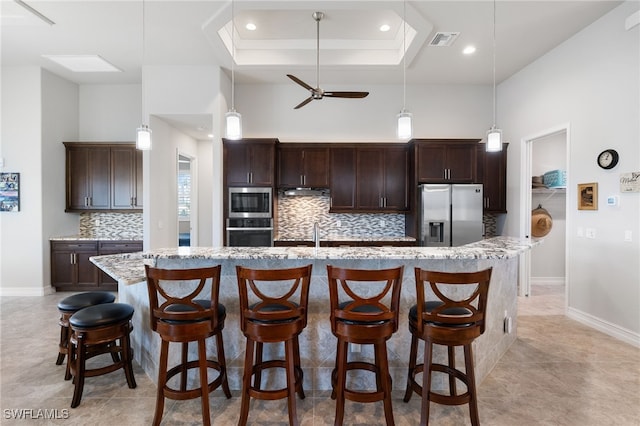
[90,237,537,392]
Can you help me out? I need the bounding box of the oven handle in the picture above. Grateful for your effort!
[226,227,274,231]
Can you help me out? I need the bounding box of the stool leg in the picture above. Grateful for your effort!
[215,331,232,398]
[70,333,86,408]
[284,338,299,426]
[403,334,419,402]
[122,328,137,389]
[333,339,348,426]
[153,339,170,426]
[448,345,457,397]
[239,338,255,426]
[254,341,264,390]
[197,338,211,426]
[375,341,395,426]
[56,322,68,365]
[464,343,480,426]
[180,342,189,392]
[292,336,305,399]
[420,339,434,426]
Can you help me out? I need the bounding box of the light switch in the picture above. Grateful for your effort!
[586,228,596,239]
[625,230,632,242]
[577,227,584,237]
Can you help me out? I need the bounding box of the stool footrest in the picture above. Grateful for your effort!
[247,359,304,401]
[163,359,227,401]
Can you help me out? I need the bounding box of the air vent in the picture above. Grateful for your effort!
[429,32,460,47]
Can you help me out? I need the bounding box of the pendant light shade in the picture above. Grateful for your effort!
[225,0,242,140]
[487,0,502,152]
[396,0,412,140]
[136,0,151,151]
[397,110,413,140]
[225,110,242,140]
[136,124,152,150]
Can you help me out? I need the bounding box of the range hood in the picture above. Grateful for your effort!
[280,187,330,197]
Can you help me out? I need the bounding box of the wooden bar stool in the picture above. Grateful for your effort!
[326,265,404,426]
[235,264,312,426]
[403,268,492,426]
[68,302,136,408]
[145,265,231,426]
[56,291,116,380]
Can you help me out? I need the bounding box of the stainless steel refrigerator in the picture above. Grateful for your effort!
[418,184,483,247]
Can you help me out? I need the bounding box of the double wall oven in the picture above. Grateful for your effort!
[226,187,273,247]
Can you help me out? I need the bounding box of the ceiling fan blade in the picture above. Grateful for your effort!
[323,91,370,99]
[287,74,314,92]
[294,96,314,109]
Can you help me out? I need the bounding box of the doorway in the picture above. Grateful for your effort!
[519,124,569,314]
[178,153,197,246]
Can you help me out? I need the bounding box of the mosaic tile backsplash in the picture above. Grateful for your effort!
[276,195,405,240]
[79,212,143,239]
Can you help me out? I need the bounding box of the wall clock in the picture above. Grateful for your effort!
[597,149,619,170]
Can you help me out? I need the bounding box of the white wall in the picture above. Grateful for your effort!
[501,2,640,341]
[79,85,140,141]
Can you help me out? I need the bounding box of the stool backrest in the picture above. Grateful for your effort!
[145,265,222,332]
[414,268,492,335]
[327,265,404,332]
[235,264,313,331]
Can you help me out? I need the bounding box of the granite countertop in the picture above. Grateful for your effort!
[90,237,539,286]
[275,235,416,242]
[51,234,143,241]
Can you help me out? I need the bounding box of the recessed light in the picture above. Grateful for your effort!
[42,55,121,72]
[246,23,256,31]
[463,45,476,55]
[379,24,391,32]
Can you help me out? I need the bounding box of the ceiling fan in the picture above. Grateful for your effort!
[287,11,369,109]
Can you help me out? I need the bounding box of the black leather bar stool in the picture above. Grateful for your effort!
[68,302,136,408]
[326,265,404,426]
[235,264,312,426]
[403,268,492,426]
[145,265,231,426]
[56,291,116,379]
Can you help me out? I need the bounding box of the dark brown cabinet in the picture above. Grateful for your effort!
[64,142,142,212]
[414,140,478,183]
[111,146,143,209]
[356,146,408,212]
[329,147,357,211]
[477,143,508,213]
[65,143,111,211]
[278,145,329,188]
[223,138,276,186]
[51,241,99,290]
[51,239,142,291]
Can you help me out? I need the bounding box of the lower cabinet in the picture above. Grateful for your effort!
[51,240,142,291]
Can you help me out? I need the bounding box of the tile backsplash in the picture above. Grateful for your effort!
[80,212,143,239]
[276,195,405,240]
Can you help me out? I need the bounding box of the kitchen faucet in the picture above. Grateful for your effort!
[313,222,320,249]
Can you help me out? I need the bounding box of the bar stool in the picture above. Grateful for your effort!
[56,291,116,380]
[68,302,136,408]
[326,265,404,426]
[145,265,231,426]
[403,268,492,426]
[235,264,312,426]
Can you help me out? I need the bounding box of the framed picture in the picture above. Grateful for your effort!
[0,172,20,212]
[577,182,597,210]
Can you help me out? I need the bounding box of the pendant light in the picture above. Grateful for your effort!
[136,0,151,150]
[396,0,412,140]
[225,0,242,140]
[486,0,502,152]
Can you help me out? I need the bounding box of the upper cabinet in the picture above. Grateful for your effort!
[477,143,508,213]
[329,144,408,213]
[111,146,143,210]
[223,138,277,187]
[278,145,329,188]
[356,146,408,212]
[413,139,478,183]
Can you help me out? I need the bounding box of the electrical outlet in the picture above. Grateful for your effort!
[625,230,632,242]
[336,220,341,227]
[94,219,100,226]
[380,220,386,227]
[577,227,584,237]
[586,228,596,239]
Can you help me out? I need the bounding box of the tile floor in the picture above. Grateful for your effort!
[1,284,639,425]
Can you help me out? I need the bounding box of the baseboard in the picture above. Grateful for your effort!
[0,286,54,297]
[567,307,640,348]
[530,277,565,286]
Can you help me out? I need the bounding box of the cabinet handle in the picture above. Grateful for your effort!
[443,169,447,180]
[84,197,88,207]
[301,175,305,186]
[88,197,92,206]
[70,253,74,264]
